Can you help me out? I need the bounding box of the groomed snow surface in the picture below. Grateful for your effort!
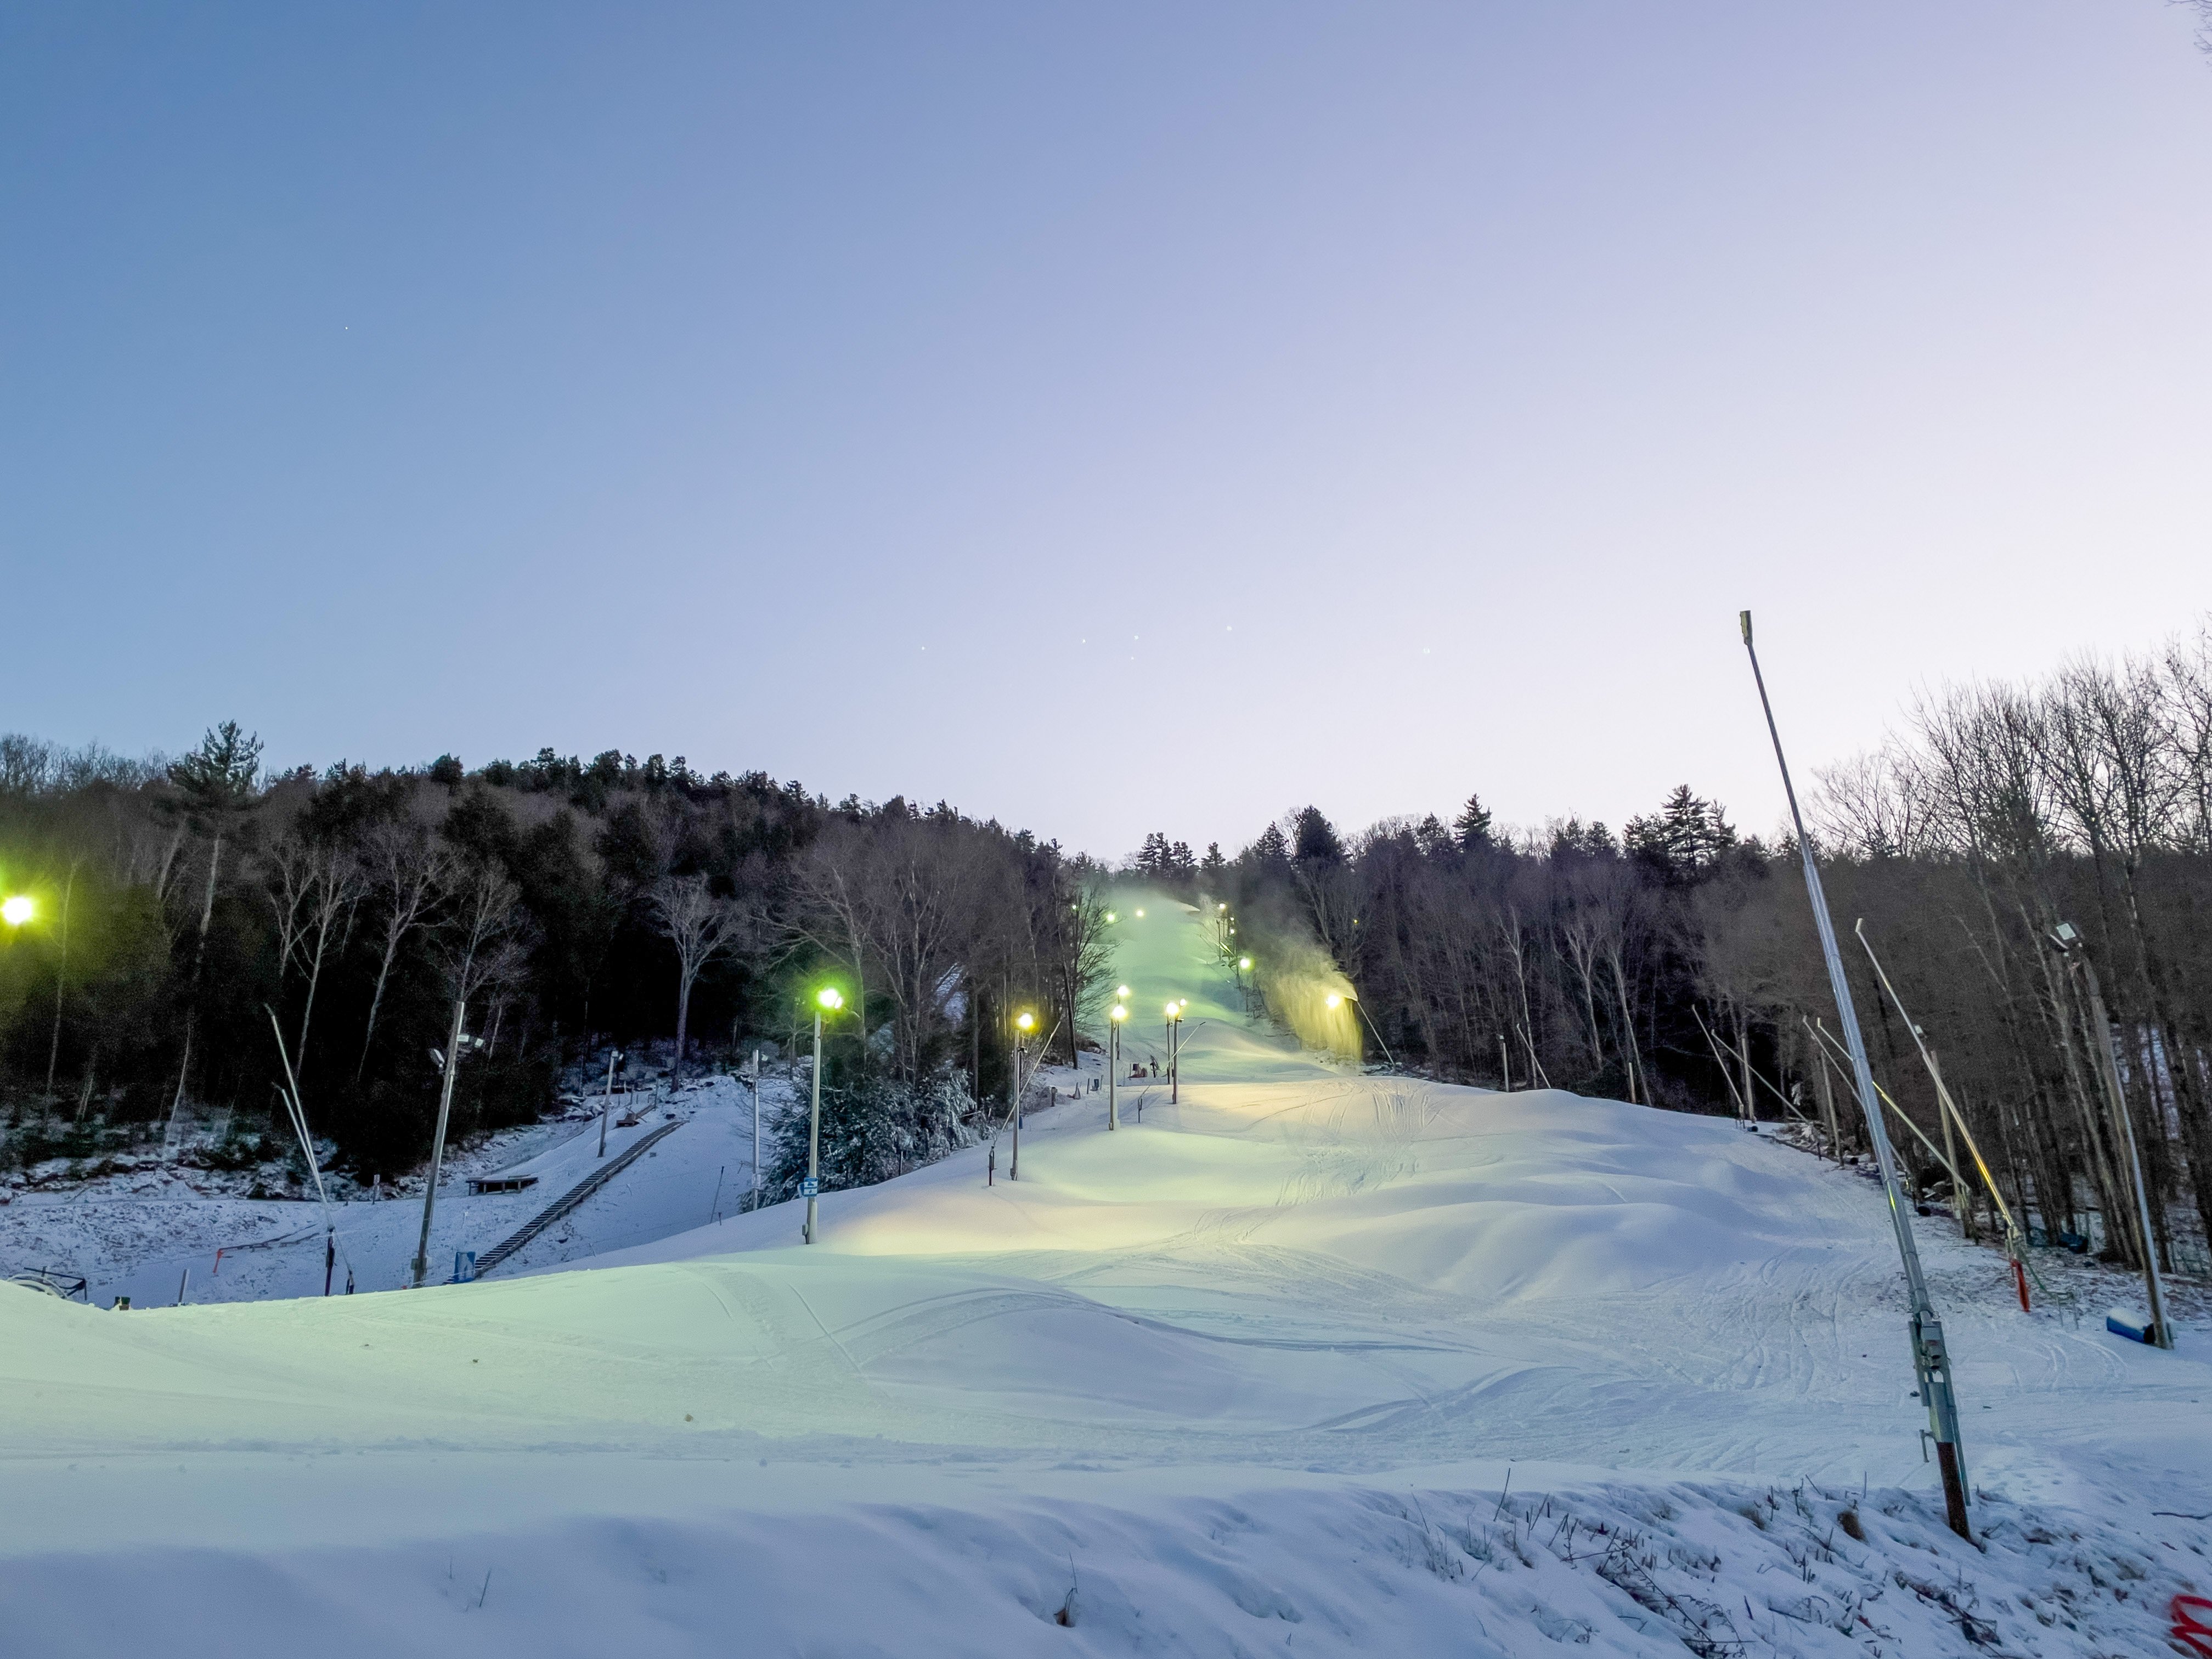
[5,900,2209,1656]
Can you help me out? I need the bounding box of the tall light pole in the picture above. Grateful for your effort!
[1012,1010,1034,1177]
[413,998,470,1288]
[1108,1001,1127,1128]
[2052,923,2171,1347]
[1165,1001,1184,1104]
[597,1047,620,1158]
[1741,610,1971,1541]
[805,986,842,1244]
[747,1046,763,1212]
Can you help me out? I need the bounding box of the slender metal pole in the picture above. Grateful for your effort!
[1170,1015,1179,1104]
[2060,935,2171,1348]
[1108,1018,1118,1130]
[805,1011,822,1243]
[599,1048,617,1157]
[414,997,466,1288]
[750,1047,762,1209]
[266,1004,339,1293]
[1740,610,1971,1541]
[1500,1034,1510,1091]
[1011,1034,1025,1178]
[1857,922,2026,1257]
[1349,994,1396,1069]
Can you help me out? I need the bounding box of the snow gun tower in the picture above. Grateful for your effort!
[1740,611,1973,1542]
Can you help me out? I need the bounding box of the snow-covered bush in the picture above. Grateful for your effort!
[761,1070,980,1202]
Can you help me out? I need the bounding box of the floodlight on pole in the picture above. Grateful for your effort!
[1741,607,1972,1542]
[1011,1011,1035,1178]
[1116,985,1131,1000]
[805,985,844,1244]
[1108,1001,1127,1129]
[1,895,32,928]
[1164,1001,1183,1104]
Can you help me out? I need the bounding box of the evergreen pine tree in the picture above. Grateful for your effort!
[1452,793,1494,851]
[1292,806,1343,864]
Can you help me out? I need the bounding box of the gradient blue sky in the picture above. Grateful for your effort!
[5,4,2209,857]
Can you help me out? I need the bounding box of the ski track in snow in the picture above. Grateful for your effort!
[4,898,2210,1655]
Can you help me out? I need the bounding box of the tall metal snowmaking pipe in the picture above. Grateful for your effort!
[2051,923,2171,1349]
[1740,611,1972,1541]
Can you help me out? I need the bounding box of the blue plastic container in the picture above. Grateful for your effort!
[2105,1307,2159,1345]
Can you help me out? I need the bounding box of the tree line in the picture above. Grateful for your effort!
[0,733,1110,1184]
[1198,627,2212,1275]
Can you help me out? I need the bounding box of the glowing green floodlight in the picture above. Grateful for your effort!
[1015,1010,1035,1032]
[1324,994,1342,1009]
[1105,911,1117,923]
[1133,908,1145,918]
[1,896,31,927]
[816,986,844,1012]
[1109,1003,1127,1023]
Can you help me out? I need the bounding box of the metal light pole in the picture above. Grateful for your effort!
[1166,1001,1183,1104]
[598,1047,620,1158]
[805,988,841,1244]
[1499,1034,1511,1091]
[748,1047,763,1211]
[1011,1011,1034,1178]
[1741,610,1972,1541]
[413,997,468,1288]
[1108,1002,1126,1128]
[2053,923,2171,1348]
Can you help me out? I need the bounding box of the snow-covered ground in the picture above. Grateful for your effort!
[4,900,2209,1656]
[0,1073,789,1305]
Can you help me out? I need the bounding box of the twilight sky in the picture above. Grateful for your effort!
[5,3,2209,859]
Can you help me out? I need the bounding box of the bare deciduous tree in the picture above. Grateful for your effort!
[648,874,749,1085]
[356,821,455,1079]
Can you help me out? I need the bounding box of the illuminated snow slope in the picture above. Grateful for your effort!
[4,899,2208,1656]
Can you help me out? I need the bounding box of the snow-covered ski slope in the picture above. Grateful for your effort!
[5,899,2209,1656]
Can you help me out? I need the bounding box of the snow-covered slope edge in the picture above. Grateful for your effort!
[4,1447,2200,1658]
[4,900,2209,1655]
